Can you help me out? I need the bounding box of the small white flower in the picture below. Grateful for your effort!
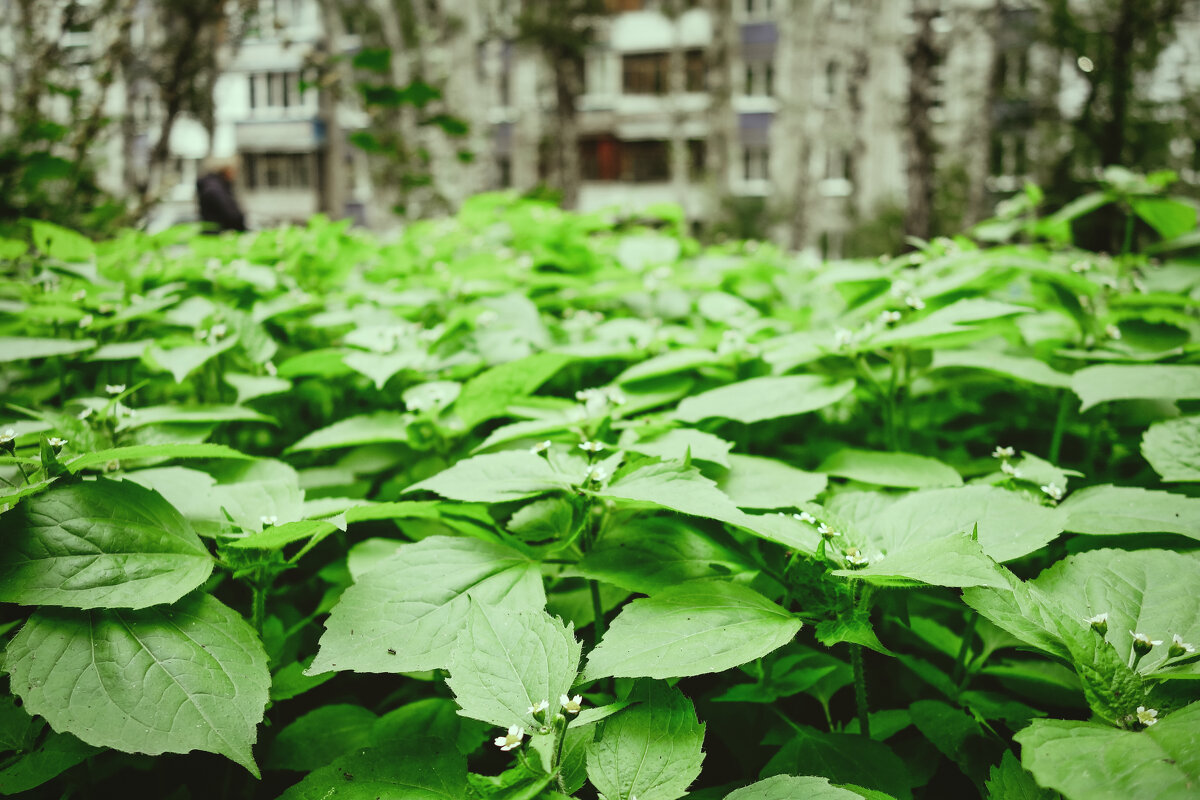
[0,428,16,444]
[560,694,583,714]
[1168,633,1195,658]
[1136,706,1158,726]
[817,522,840,538]
[494,724,524,751]
[264,361,277,377]
[1130,631,1163,655]
[1106,323,1122,340]
[1069,260,1091,273]
[476,310,498,326]
[105,384,125,395]
[530,440,552,455]
[72,289,87,301]
[1001,460,1022,478]
[527,699,550,715]
[47,437,68,448]
[1084,612,1108,627]
[585,464,609,483]
[879,309,902,325]
[259,515,278,527]
[793,511,816,524]
[844,548,869,567]
[904,295,926,310]
[77,407,93,421]
[78,314,94,328]
[833,328,853,347]
[992,445,1015,459]
[209,323,228,339]
[579,440,606,453]
[1041,482,1064,501]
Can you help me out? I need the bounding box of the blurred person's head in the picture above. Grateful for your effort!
[204,156,239,183]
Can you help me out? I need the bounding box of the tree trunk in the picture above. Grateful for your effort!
[705,0,735,219]
[1101,0,1135,166]
[316,0,348,218]
[904,4,939,242]
[666,0,689,213]
[553,51,583,209]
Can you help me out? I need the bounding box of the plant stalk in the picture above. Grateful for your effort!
[850,643,870,739]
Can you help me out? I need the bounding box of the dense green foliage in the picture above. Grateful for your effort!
[0,176,1199,799]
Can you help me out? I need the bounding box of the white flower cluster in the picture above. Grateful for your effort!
[493,695,585,751]
[576,386,626,416]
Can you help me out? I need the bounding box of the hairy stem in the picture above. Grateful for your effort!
[851,644,870,739]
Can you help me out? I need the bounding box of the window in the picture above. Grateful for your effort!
[623,53,667,94]
[243,152,312,189]
[743,145,769,180]
[497,156,512,188]
[685,49,706,92]
[620,140,670,182]
[250,72,304,111]
[744,59,774,96]
[688,139,706,180]
[989,132,1029,178]
[248,74,257,109]
[580,136,621,181]
[823,60,840,102]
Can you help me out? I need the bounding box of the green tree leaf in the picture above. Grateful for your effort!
[1016,701,1200,800]
[832,534,1005,589]
[1141,416,1200,482]
[65,442,252,473]
[5,594,269,775]
[224,373,291,404]
[446,604,581,729]
[983,751,1056,800]
[724,775,866,800]
[114,404,274,431]
[0,337,96,362]
[673,375,855,424]
[0,479,212,609]
[455,351,573,429]
[597,461,751,529]
[1071,365,1200,411]
[930,349,1072,388]
[617,348,719,384]
[266,705,377,772]
[1131,197,1197,240]
[308,537,545,675]
[585,682,705,800]
[717,454,828,509]
[582,580,800,680]
[572,518,755,595]
[819,448,962,488]
[621,427,733,467]
[1056,485,1200,540]
[761,725,913,799]
[405,451,573,502]
[287,412,410,452]
[0,727,99,796]
[277,738,468,800]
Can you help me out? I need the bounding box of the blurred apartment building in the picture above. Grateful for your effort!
[4,0,1197,246]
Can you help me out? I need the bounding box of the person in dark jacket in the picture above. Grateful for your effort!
[196,158,247,233]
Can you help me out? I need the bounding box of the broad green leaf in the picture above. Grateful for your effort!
[343,348,425,390]
[266,705,377,771]
[1052,618,1145,724]
[65,442,252,473]
[572,518,755,594]
[931,349,1071,388]
[0,479,212,609]
[819,449,962,488]
[1056,485,1200,540]
[858,485,1062,562]
[146,338,237,383]
[277,738,468,800]
[224,372,291,404]
[597,461,751,529]
[30,221,93,261]
[308,536,545,674]
[5,594,269,775]
[455,351,573,428]
[1071,365,1200,411]
[963,571,1072,662]
[585,682,705,800]
[371,698,491,756]
[287,412,410,452]
[832,534,1005,589]
[725,775,870,800]
[871,299,1029,347]
[0,337,96,362]
[0,728,99,796]
[761,725,913,799]
[1016,701,1200,800]
[713,646,847,703]
[583,580,800,680]
[616,348,719,384]
[983,751,1056,800]
[86,339,153,362]
[1131,197,1197,240]
[446,604,581,729]
[115,404,274,431]
[405,451,572,502]
[1030,548,1200,677]
[1142,416,1200,482]
[621,427,733,467]
[224,519,339,552]
[908,700,988,782]
[674,375,855,424]
[717,453,827,509]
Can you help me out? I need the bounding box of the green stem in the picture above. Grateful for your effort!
[250,570,268,637]
[850,644,870,739]
[952,612,978,688]
[1048,390,1071,465]
[1122,205,1135,255]
[590,580,605,646]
